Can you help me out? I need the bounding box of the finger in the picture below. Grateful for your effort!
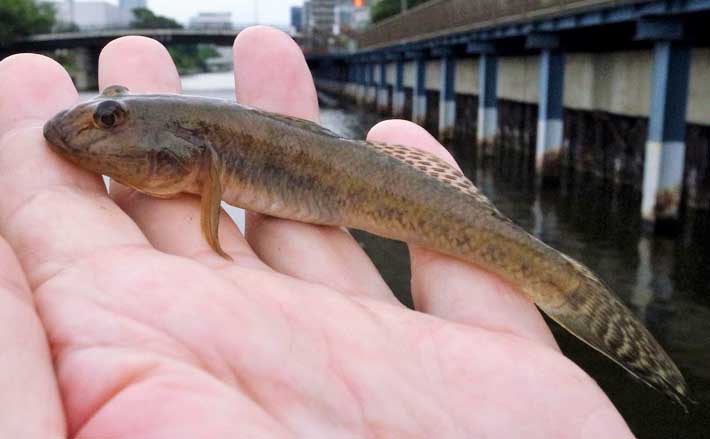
[0,54,149,288]
[367,120,559,349]
[233,26,397,303]
[98,36,265,269]
[0,238,65,439]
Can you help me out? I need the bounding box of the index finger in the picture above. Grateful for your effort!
[0,54,149,288]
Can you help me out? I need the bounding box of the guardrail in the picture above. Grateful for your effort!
[358,0,647,48]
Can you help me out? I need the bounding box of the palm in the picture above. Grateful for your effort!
[0,27,633,439]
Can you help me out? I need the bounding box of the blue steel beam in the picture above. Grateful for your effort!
[478,53,499,156]
[393,59,406,117]
[439,53,457,141]
[536,50,566,184]
[413,57,428,126]
[377,60,390,112]
[641,41,692,230]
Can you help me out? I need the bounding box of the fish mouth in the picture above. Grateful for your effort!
[43,112,70,154]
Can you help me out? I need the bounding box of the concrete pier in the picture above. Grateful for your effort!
[437,49,456,142]
[641,41,691,231]
[476,52,498,157]
[393,58,405,117]
[74,47,99,91]
[377,60,389,112]
[411,54,428,126]
[536,49,565,184]
[366,62,377,105]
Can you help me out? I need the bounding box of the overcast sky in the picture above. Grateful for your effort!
[63,0,305,25]
[147,0,304,25]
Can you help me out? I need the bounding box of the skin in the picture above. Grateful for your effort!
[0,26,637,439]
[44,46,688,404]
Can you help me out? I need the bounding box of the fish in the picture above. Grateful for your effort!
[43,85,692,408]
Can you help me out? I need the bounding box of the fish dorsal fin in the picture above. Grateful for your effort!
[246,106,344,139]
[363,140,501,209]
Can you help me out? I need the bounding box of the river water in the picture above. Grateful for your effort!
[93,71,709,437]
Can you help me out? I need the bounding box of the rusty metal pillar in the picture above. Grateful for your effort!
[637,18,691,232]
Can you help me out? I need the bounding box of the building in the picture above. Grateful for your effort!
[119,0,146,12]
[307,0,335,36]
[290,6,303,33]
[188,12,233,30]
[53,1,133,30]
[333,1,370,35]
[303,1,312,33]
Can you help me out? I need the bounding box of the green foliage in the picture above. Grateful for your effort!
[131,7,182,30]
[168,44,220,74]
[371,0,431,23]
[0,0,56,45]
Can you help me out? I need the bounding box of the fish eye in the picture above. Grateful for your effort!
[93,100,126,129]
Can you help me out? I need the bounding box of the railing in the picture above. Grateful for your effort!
[358,0,647,48]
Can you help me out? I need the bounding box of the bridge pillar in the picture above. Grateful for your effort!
[357,62,367,104]
[74,46,100,91]
[410,53,428,126]
[367,62,377,106]
[477,53,498,157]
[377,60,389,113]
[536,49,566,185]
[641,40,691,232]
[436,49,456,142]
[393,58,405,117]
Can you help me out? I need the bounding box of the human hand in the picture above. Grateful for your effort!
[0,26,635,438]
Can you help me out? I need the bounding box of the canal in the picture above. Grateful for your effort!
[99,71,709,437]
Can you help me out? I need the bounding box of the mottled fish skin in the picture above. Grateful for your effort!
[43,86,691,407]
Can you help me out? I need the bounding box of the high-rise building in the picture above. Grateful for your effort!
[53,1,133,29]
[290,6,303,33]
[308,0,335,36]
[189,12,233,30]
[119,0,147,12]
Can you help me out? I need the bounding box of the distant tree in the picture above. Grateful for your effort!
[131,7,183,30]
[0,0,56,46]
[371,0,430,23]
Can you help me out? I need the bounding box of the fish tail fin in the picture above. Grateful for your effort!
[540,273,693,409]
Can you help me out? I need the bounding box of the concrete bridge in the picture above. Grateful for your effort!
[308,0,710,232]
[2,27,300,90]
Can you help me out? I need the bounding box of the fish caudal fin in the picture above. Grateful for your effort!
[540,273,693,409]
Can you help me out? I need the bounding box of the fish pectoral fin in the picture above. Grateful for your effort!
[200,152,232,261]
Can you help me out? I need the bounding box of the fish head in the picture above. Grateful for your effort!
[43,85,203,197]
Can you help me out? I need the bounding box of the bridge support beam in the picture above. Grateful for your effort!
[438,52,456,142]
[377,60,389,113]
[641,41,691,232]
[477,53,498,157]
[367,62,377,106]
[412,56,427,126]
[358,63,368,104]
[393,59,405,117]
[536,49,566,185]
[74,47,99,91]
